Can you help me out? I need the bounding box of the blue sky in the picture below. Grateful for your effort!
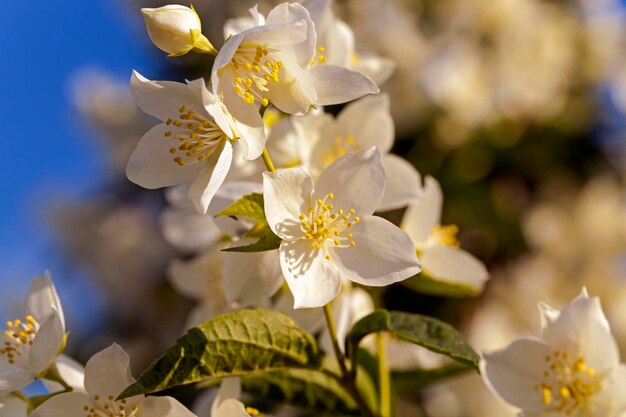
[0,1,158,325]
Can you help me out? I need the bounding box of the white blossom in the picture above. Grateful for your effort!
[263,147,421,308]
[481,289,626,417]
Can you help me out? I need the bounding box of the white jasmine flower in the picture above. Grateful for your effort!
[263,147,421,308]
[267,93,421,210]
[481,289,626,417]
[43,354,85,394]
[31,344,196,417]
[141,5,216,56]
[401,176,488,294]
[127,71,264,214]
[0,272,65,393]
[212,2,378,134]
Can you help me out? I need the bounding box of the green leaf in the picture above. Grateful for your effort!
[240,368,361,414]
[223,226,282,252]
[346,309,479,369]
[118,309,319,398]
[392,363,472,392]
[401,272,481,298]
[216,192,266,223]
[322,356,378,414]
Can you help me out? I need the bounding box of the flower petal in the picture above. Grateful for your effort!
[335,93,393,153]
[208,181,263,237]
[542,292,619,371]
[212,377,241,413]
[29,309,64,375]
[401,176,442,244]
[126,124,206,189]
[161,206,222,253]
[84,344,135,399]
[313,147,385,216]
[223,245,283,306]
[263,168,313,239]
[140,395,197,417]
[421,245,488,292]
[265,3,316,67]
[308,64,379,106]
[25,271,65,331]
[0,394,28,417]
[188,141,233,214]
[265,52,317,114]
[0,362,32,394]
[213,399,251,417]
[353,55,396,85]
[130,71,200,121]
[480,337,553,412]
[378,154,422,211]
[29,392,91,417]
[168,247,223,301]
[43,354,85,393]
[333,216,421,287]
[279,239,341,308]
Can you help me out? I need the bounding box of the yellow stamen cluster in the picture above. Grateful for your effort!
[164,105,228,166]
[230,43,283,106]
[321,135,362,167]
[1,316,38,366]
[310,46,327,66]
[431,225,460,247]
[298,192,360,260]
[534,351,600,415]
[82,395,139,417]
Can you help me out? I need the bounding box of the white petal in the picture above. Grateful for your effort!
[29,309,64,375]
[223,245,283,306]
[0,394,28,417]
[84,344,135,399]
[420,245,488,291]
[213,399,251,417]
[208,181,263,237]
[279,239,341,308]
[212,377,241,413]
[592,364,626,416]
[188,141,233,214]
[167,248,223,301]
[353,55,396,85]
[480,337,552,412]
[43,354,85,393]
[0,361,32,394]
[542,293,619,371]
[139,396,196,417]
[265,52,317,114]
[161,206,221,253]
[244,22,309,47]
[29,392,91,417]
[537,302,560,331]
[335,93,393,152]
[130,71,200,121]
[25,271,65,330]
[263,169,313,239]
[333,216,421,287]
[313,147,385,216]
[265,3,317,67]
[378,154,422,211]
[126,124,205,189]
[320,20,355,67]
[273,291,325,334]
[401,176,442,244]
[308,64,379,106]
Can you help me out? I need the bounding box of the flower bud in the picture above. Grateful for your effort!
[141,5,216,56]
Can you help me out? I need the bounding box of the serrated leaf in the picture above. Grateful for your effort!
[401,272,481,298]
[216,192,266,223]
[118,309,319,398]
[392,363,472,392]
[346,309,479,369]
[223,226,282,252]
[241,368,361,414]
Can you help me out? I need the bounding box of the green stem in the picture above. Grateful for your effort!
[262,147,276,173]
[377,332,391,417]
[323,304,377,417]
[41,363,71,391]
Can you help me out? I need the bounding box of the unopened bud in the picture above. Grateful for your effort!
[141,5,217,56]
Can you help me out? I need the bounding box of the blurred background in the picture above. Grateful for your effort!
[3,0,626,414]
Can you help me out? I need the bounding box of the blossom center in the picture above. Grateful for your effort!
[0,316,38,367]
[321,135,362,167]
[534,351,601,414]
[429,225,460,247]
[83,395,139,417]
[298,192,360,260]
[164,105,228,166]
[229,43,283,106]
